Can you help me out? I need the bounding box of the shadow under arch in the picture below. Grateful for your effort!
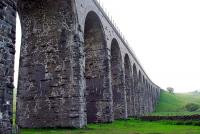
[143,78,148,114]
[84,11,112,123]
[138,70,143,115]
[132,63,138,116]
[124,54,133,117]
[111,39,127,119]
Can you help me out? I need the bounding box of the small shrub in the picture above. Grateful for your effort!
[193,122,200,126]
[184,121,193,125]
[185,103,200,112]
[175,121,184,125]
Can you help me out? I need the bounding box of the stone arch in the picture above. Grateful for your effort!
[138,71,142,91]
[111,39,126,119]
[132,64,138,115]
[150,85,154,112]
[148,85,152,112]
[142,76,145,84]
[138,71,143,115]
[13,13,22,127]
[140,75,145,114]
[124,54,133,116]
[133,64,137,82]
[149,83,153,113]
[84,11,112,123]
[138,71,142,82]
[152,87,156,111]
[147,83,151,113]
[144,79,149,114]
[145,80,148,87]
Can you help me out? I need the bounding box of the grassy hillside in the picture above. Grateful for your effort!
[152,90,200,116]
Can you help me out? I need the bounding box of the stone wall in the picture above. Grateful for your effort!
[0,0,16,133]
[16,0,86,128]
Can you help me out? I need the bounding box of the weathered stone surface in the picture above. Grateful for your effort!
[16,0,86,128]
[0,0,16,133]
[0,0,161,130]
[111,39,127,119]
[84,11,112,123]
[124,54,134,117]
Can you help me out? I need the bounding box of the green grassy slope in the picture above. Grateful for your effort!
[153,90,200,116]
[21,119,200,134]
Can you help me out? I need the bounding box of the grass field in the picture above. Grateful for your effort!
[151,90,200,116]
[21,119,200,134]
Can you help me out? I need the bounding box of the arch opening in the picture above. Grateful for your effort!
[132,64,138,116]
[143,79,148,114]
[138,71,143,115]
[13,13,22,126]
[124,54,133,116]
[111,39,126,119]
[150,86,153,112]
[140,75,145,115]
[84,11,111,123]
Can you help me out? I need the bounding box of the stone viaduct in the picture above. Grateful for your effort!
[0,0,161,132]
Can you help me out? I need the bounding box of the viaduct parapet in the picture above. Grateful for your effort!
[0,0,161,132]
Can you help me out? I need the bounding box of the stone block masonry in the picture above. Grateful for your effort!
[0,0,161,130]
[0,0,16,133]
[16,0,86,128]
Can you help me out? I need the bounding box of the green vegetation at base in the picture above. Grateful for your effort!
[152,90,200,116]
[21,119,200,134]
[13,88,17,126]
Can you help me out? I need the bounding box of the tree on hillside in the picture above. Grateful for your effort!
[167,87,174,94]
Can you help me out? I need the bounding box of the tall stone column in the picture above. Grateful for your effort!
[150,88,154,113]
[152,89,156,112]
[139,82,145,115]
[16,0,86,128]
[119,69,128,119]
[133,79,140,116]
[0,0,16,133]
[143,85,148,114]
[138,81,143,116]
[156,88,161,105]
[147,88,151,113]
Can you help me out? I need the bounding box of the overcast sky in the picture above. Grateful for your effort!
[15,0,200,93]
